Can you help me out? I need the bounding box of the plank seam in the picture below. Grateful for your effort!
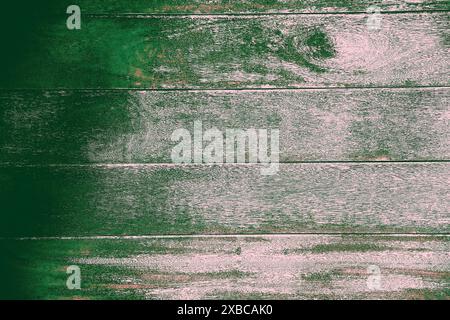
[0,161,449,168]
[4,234,450,241]
[1,85,449,92]
[83,10,450,18]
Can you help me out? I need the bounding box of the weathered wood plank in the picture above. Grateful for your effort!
[49,0,450,14]
[0,163,448,236]
[5,235,448,299]
[3,13,449,89]
[1,88,448,163]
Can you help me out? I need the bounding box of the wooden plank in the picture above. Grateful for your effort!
[1,88,448,164]
[3,13,449,89]
[0,163,448,236]
[4,235,448,299]
[48,0,450,14]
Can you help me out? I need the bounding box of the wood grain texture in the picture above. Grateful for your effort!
[1,163,448,236]
[1,2,448,301]
[3,13,449,89]
[6,235,448,299]
[50,0,450,14]
[1,88,448,164]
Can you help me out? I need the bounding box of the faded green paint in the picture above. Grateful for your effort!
[5,235,448,299]
[1,88,448,164]
[1,164,448,237]
[43,0,450,14]
[0,1,448,300]
[1,14,448,88]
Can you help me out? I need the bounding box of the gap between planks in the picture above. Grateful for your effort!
[6,234,450,241]
[1,85,450,92]
[0,161,449,168]
[84,10,450,18]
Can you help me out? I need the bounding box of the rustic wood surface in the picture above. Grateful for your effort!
[46,0,450,14]
[1,88,448,164]
[0,2,448,300]
[1,163,448,236]
[4,235,448,299]
[2,13,449,89]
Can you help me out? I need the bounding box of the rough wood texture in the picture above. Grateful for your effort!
[1,88,448,164]
[3,13,449,89]
[5,235,448,299]
[1,163,448,236]
[1,2,449,301]
[51,0,450,14]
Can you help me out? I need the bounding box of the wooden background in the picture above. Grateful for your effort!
[0,0,448,299]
